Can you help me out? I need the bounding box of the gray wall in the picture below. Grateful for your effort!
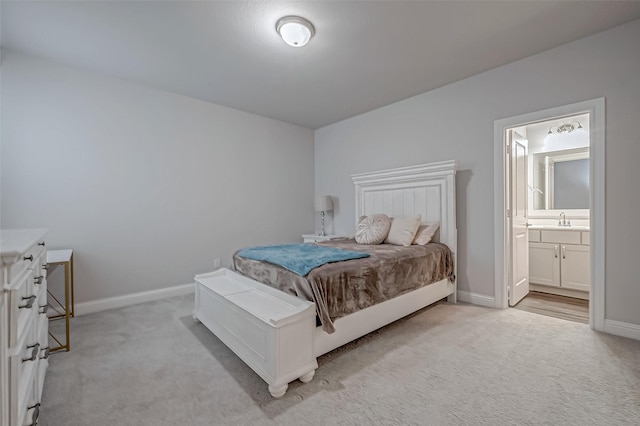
[1,51,315,303]
[315,19,640,326]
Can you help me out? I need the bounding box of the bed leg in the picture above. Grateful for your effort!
[192,312,201,323]
[447,292,457,304]
[268,384,288,398]
[299,369,316,383]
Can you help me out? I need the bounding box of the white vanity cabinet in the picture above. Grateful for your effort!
[1,229,49,426]
[529,228,590,295]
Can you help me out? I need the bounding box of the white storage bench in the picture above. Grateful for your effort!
[193,268,317,398]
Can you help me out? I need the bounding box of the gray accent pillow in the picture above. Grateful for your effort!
[413,222,440,245]
[355,214,392,245]
[385,215,422,246]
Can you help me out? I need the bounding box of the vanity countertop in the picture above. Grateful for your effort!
[528,225,589,231]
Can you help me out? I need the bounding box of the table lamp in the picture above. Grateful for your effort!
[314,195,333,236]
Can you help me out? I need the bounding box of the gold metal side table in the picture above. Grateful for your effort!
[46,249,74,352]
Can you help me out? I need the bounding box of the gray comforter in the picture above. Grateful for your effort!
[233,239,454,333]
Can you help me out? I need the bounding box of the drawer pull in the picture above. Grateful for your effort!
[19,295,37,309]
[39,241,46,246]
[554,245,558,258]
[26,403,40,426]
[24,254,34,262]
[40,346,51,360]
[562,246,566,259]
[22,343,40,363]
[34,275,44,285]
[43,264,49,270]
[39,305,49,314]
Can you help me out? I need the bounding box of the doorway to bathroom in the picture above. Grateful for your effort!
[510,113,590,323]
[493,98,605,330]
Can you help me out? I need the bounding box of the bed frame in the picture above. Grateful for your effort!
[193,160,457,397]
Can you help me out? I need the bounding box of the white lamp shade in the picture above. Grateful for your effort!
[314,195,333,212]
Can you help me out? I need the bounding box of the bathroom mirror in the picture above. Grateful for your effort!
[530,147,589,212]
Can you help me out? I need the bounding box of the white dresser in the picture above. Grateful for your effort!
[1,229,49,426]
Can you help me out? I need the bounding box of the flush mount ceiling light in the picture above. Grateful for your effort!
[276,16,315,47]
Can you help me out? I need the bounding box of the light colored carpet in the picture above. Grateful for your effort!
[41,295,640,426]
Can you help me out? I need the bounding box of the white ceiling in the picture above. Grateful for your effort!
[3,1,640,129]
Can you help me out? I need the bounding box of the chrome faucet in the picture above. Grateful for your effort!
[558,212,571,226]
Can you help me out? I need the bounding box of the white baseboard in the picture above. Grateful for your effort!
[457,290,496,308]
[603,319,640,341]
[74,283,195,316]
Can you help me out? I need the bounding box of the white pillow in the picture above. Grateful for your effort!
[385,215,421,246]
[355,214,391,245]
[412,222,440,245]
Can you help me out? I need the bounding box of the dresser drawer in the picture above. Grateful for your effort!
[7,272,38,349]
[33,312,50,406]
[9,326,40,426]
[34,358,48,413]
[15,378,40,426]
[30,247,47,283]
[5,244,45,288]
[36,278,48,323]
[16,324,40,385]
[35,311,49,358]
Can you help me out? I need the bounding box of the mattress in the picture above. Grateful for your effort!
[233,239,454,333]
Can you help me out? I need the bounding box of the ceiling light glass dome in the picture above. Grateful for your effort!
[276,16,315,47]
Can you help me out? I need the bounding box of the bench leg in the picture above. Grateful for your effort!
[299,369,315,383]
[268,384,288,398]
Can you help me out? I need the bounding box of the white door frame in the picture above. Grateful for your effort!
[493,98,605,331]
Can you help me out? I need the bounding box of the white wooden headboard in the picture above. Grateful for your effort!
[351,160,457,255]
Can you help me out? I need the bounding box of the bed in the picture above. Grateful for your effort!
[234,239,454,334]
[193,160,457,397]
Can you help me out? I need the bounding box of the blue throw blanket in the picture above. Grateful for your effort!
[236,243,370,276]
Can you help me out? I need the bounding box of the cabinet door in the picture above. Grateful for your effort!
[561,244,590,292]
[529,242,560,287]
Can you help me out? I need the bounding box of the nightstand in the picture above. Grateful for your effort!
[302,234,339,243]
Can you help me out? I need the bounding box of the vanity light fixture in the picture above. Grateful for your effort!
[276,16,315,47]
[547,120,583,135]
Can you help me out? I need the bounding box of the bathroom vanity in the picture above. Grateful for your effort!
[529,225,590,299]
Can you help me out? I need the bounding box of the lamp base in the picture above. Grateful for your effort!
[320,211,326,236]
